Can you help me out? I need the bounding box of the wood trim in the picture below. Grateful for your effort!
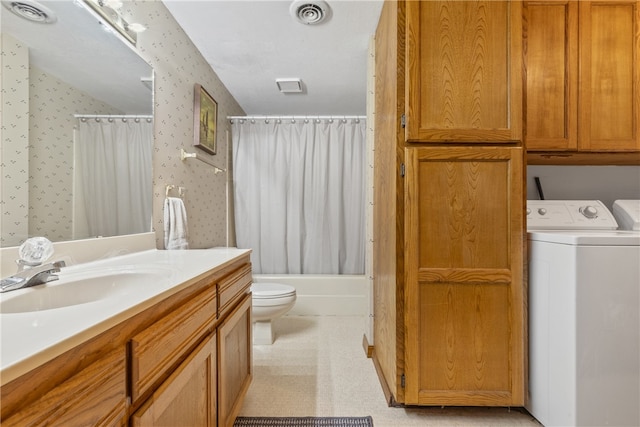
[362,334,374,358]
[527,150,640,165]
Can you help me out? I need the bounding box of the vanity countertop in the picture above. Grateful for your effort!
[0,247,251,386]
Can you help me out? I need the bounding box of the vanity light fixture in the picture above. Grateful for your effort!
[81,0,144,45]
[126,22,147,33]
[276,78,303,93]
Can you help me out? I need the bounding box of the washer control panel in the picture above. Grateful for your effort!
[527,200,619,230]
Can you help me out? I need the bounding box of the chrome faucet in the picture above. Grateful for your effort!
[0,260,66,293]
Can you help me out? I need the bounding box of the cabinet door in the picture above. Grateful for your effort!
[405,1,522,142]
[2,348,127,427]
[218,293,252,427]
[132,333,217,427]
[579,0,639,151]
[403,146,525,406]
[523,0,578,150]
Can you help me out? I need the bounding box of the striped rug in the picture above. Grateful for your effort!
[233,416,374,427]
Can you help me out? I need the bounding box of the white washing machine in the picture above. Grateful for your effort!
[526,200,640,427]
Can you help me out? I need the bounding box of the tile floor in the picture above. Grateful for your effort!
[238,316,542,427]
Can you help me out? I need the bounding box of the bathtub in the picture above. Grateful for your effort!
[251,274,367,316]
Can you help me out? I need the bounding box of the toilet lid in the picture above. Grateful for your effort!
[251,282,296,298]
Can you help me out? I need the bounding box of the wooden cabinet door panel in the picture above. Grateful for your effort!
[404,146,525,406]
[405,0,522,142]
[218,294,252,427]
[524,0,578,150]
[132,333,217,427]
[579,0,639,151]
[3,348,127,427]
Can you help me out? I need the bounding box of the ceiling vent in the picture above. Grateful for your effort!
[2,0,57,23]
[276,78,303,93]
[290,0,331,25]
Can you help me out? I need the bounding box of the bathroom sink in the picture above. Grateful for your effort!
[0,266,171,314]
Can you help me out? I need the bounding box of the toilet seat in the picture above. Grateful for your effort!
[251,283,296,299]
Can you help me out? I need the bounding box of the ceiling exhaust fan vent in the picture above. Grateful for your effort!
[290,0,331,25]
[2,0,57,23]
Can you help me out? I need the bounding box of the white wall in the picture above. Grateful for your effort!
[527,166,640,209]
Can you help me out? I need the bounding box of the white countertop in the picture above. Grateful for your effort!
[0,247,250,386]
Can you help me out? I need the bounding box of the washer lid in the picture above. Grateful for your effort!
[527,200,618,230]
[613,200,640,231]
[528,230,640,245]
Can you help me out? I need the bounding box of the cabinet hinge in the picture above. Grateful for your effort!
[401,114,406,128]
[400,163,405,177]
[401,373,405,388]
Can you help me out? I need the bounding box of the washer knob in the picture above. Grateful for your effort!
[580,205,598,219]
[537,208,547,216]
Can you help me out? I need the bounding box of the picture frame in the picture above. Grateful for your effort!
[193,83,218,155]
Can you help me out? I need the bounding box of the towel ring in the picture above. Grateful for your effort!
[165,185,185,198]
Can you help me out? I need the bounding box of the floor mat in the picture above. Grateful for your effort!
[233,416,374,427]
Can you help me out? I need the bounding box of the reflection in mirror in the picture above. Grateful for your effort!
[1,0,154,247]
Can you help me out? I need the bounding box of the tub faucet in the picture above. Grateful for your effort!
[0,261,66,293]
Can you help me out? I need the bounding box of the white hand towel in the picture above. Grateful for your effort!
[164,197,189,250]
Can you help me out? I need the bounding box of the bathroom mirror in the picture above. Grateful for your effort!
[1,0,154,247]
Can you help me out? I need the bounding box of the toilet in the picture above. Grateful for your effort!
[251,282,296,345]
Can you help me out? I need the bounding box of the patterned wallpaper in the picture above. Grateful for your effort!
[1,33,30,247]
[28,66,121,242]
[126,0,245,249]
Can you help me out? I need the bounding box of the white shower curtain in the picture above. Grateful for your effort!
[232,119,366,274]
[76,118,153,237]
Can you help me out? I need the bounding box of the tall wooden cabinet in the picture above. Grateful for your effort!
[372,0,526,407]
[524,0,640,160]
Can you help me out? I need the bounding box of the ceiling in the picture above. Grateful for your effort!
[162,0,384,116]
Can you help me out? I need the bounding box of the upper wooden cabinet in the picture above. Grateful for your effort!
[524,0,640,153]
[405,0,523,142]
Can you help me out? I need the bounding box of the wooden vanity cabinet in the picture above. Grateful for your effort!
[131,260,252,427]
[0,254,253,427]
[524,0,640,163]
[404,0,522,143]
[372,0,526,407]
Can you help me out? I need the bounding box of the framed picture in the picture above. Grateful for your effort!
[193,83,218,155]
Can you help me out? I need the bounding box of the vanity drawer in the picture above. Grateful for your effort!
[2,347,127,427]
[130,285,217,403]
[218,263,252,318]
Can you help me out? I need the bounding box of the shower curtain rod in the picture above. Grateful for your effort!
[74,114,153,120]
[227,115,366,121]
